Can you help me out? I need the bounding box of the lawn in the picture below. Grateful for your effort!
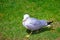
[0,0,60,40]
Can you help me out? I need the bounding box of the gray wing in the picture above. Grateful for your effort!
[39,20,47,26]
[30,18,47,27]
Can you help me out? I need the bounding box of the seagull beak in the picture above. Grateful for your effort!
[23,17,29,22]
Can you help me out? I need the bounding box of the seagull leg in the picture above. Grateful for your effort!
[30,31,32,35]
[24,31,32,40]
[25,31,32,38]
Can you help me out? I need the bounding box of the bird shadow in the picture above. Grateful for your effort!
[26,27,54,35]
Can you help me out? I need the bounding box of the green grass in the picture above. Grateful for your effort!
[0,0,60,40]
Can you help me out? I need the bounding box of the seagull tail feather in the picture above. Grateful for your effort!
[47,21,53,25]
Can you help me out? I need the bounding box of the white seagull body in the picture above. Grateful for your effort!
[22,14,52,31]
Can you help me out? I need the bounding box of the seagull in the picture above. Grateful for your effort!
[22,14,53,37]
[22,14,53,31]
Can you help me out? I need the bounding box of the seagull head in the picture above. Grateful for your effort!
[23,14,30,21]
